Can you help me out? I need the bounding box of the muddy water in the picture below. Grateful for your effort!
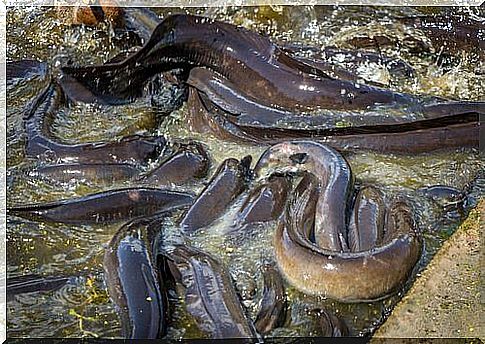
[6,5,484,339]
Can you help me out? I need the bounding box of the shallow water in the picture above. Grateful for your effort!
[6,5,484,339]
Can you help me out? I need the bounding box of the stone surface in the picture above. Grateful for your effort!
[373,199,483,340]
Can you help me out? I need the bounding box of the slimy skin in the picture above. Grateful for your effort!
[8,188,194,225]
[235,174,291,227]
[254,262,287,334]
[141,141,210,185]
[180,156,252,233]
[254,141,353,251]
[7,274,72,298]
[254,141,422,301]
[35,163,140,184]
[33,141,209,185]
[104,215,170,339]
[187,85,479,153]
[24,82,165,164]
[162,245,258,339]
[62,14,414,110]
[347,186,386,252]
[187,66,481,132]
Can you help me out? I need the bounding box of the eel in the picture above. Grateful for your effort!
[397,14,485,56]
[31,141,209,185]
[8,187,194,225]
[104,214,171,339]
[24,81,165,164]
[34,163,140,184]
[235,174,291,227]
[347,186,386,252]
[187,66,481,132]
[61,13,483,143]
[187,86,480,153]
[140,141,210,185]
[161,244,258,339]
[417,185,466,209]
[6,60,49,85]
[61,14,419,111]
[254,261,287,334]
[308,309,349,337]
[7,274,72,298]
[180,156,252,233]
[274,163,421,301]
[254,141,354,252]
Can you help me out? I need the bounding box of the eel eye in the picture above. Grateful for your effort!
[289,153,308,164]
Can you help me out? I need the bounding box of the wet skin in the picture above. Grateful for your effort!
[187,67,481,132]
[347,186,386,252]
[308,308,349,337]
[255,141,422,301]
[24,81,165,164]
[7,274,72,299]
[8,187,194,225]
[62,14,418,111]
[254,261,288,335]
[255,141,354,252]
[397,14,485,56]
[187,86,479,153]
[6,60,49,84]
[180,156,252,233]
[235,174,291,228]
[32,141,209,186]
[104,214,172,339]
[140,141,210,185]
[34,163,140,184]
[6,60,166,165]
[162,244,258,339]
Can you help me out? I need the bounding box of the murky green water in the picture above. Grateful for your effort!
[6,5,484,339]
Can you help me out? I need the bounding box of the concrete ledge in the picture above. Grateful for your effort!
[372,200,483,340]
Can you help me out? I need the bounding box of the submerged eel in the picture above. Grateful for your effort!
[255,141,422,301]
[6,60,165,164]
[254,261,288,334]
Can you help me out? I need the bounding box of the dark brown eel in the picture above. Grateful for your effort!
[162,244,259,339]
[140,141,210,185]
[254,261,287,334]
[32,141,209,186]
[104,214,173,339]
[188,66,483,130]
[61,14,482,150]
[180,156,252,233]
[347,186,386,252]
[24,81,165,164]
[187,86,479,153]
[235,174,291,227]
[8,188,194,225]
[62,14,419,111]
[255,141,422,301]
